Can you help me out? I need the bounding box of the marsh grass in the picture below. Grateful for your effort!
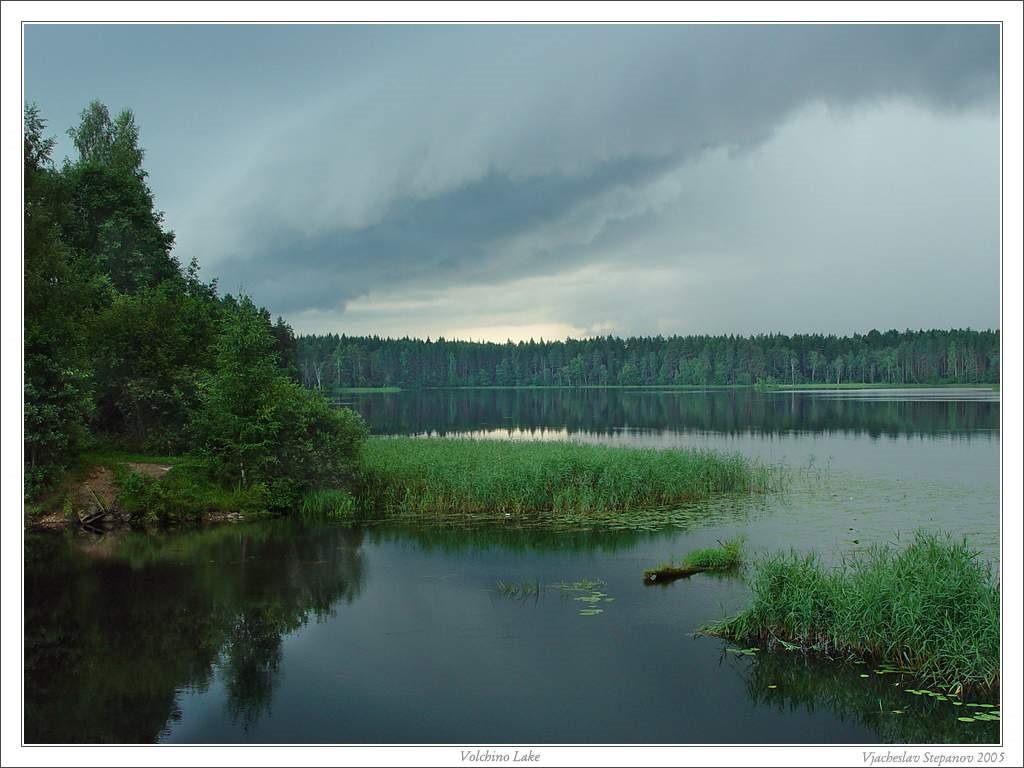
[681,537,744,569]
[705,532,999,693]
[645,537,744,583]
[300,489,357,520]
[357,437,779,523]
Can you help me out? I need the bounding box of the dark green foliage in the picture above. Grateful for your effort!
[297,329,1000,390]
[91,279,220,451]
[193,296,368,511]
[113,464,268,525]
[61,101,179,293]
[23,106,101,496]
[707,532,1000,692]
[23,102,365,510]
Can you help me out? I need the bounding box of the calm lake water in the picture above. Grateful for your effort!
[24,388,1000,744]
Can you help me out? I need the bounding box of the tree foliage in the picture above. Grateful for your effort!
[295,329,1000,391]
[23,102,365,505]
[193,297,368,509]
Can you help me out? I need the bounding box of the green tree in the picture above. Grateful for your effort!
[194,297,367,509]
[23,105,101,495]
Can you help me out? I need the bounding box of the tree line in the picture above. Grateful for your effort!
[296,329,999,391]
[24,102,363,504]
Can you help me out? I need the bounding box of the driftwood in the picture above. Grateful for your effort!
[76,484,108,527]
[643,564,713,584]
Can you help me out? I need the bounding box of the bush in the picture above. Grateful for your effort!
[113,463,269,525]
[193,296,368,512]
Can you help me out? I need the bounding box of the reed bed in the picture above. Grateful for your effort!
[705,532,999,693]
[357,437,778,520]
[299,489,357,520]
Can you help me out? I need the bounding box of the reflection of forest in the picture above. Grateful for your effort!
[732,648,999,744]
[346,390,999,440]
[24,520,365,743]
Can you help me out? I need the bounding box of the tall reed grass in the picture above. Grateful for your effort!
[705,532,999,692]
[357,437,779,519]
[299,489,357,520]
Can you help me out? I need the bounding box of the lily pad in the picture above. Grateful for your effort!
[958,717,976,723]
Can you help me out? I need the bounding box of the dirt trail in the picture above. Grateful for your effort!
[29,462,173,531]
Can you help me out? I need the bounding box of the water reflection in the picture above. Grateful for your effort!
[342,388,998,440]
[24,520,365,743]
[732,649,999,744]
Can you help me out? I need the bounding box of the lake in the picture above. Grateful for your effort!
[23,387,1001,744]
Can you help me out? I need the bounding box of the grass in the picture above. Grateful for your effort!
[645,537,744,583]
[113,462,269,525]
[356,437,779,523]
[704,532,999,693]
[300,489,357,520]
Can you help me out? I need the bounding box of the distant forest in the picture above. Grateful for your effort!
[295,329,1000,390]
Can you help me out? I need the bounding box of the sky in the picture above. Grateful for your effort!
[24,24,1001,341]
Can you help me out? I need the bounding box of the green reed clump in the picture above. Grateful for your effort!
[645,537,744,582]
[680,537,745,569]
[705,532,999,693]
[357,437,778,520]
[300,489,357,520]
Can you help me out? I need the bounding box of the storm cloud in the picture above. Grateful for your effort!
[25,24,1000,339]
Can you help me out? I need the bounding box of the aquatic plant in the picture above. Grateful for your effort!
[645,537,745,583]
[357,437,780,523]
[495,580,544,599]
[299,489,357,520]
[705,532,1000,693]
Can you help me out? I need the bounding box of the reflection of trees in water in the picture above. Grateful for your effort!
[364,496,761,553]
[348,389,999,440]
[729,647,999,744]
[23,520,364,743]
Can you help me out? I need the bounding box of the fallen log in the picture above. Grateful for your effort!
[643,564,712,584]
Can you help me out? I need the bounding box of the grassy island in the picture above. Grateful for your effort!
[356,438,778,522]
[704,532,999,693]
[644,537,744,583]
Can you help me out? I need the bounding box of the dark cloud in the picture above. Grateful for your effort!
[25,24,1000,335]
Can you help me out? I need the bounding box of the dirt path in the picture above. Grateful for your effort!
[29,462,174,531]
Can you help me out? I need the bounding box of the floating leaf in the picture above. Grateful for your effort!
[859,674,869,678]
[767,685,777,689]
[957,717,976,723]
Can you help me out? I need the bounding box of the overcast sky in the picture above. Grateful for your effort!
[24,24,1000,341]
